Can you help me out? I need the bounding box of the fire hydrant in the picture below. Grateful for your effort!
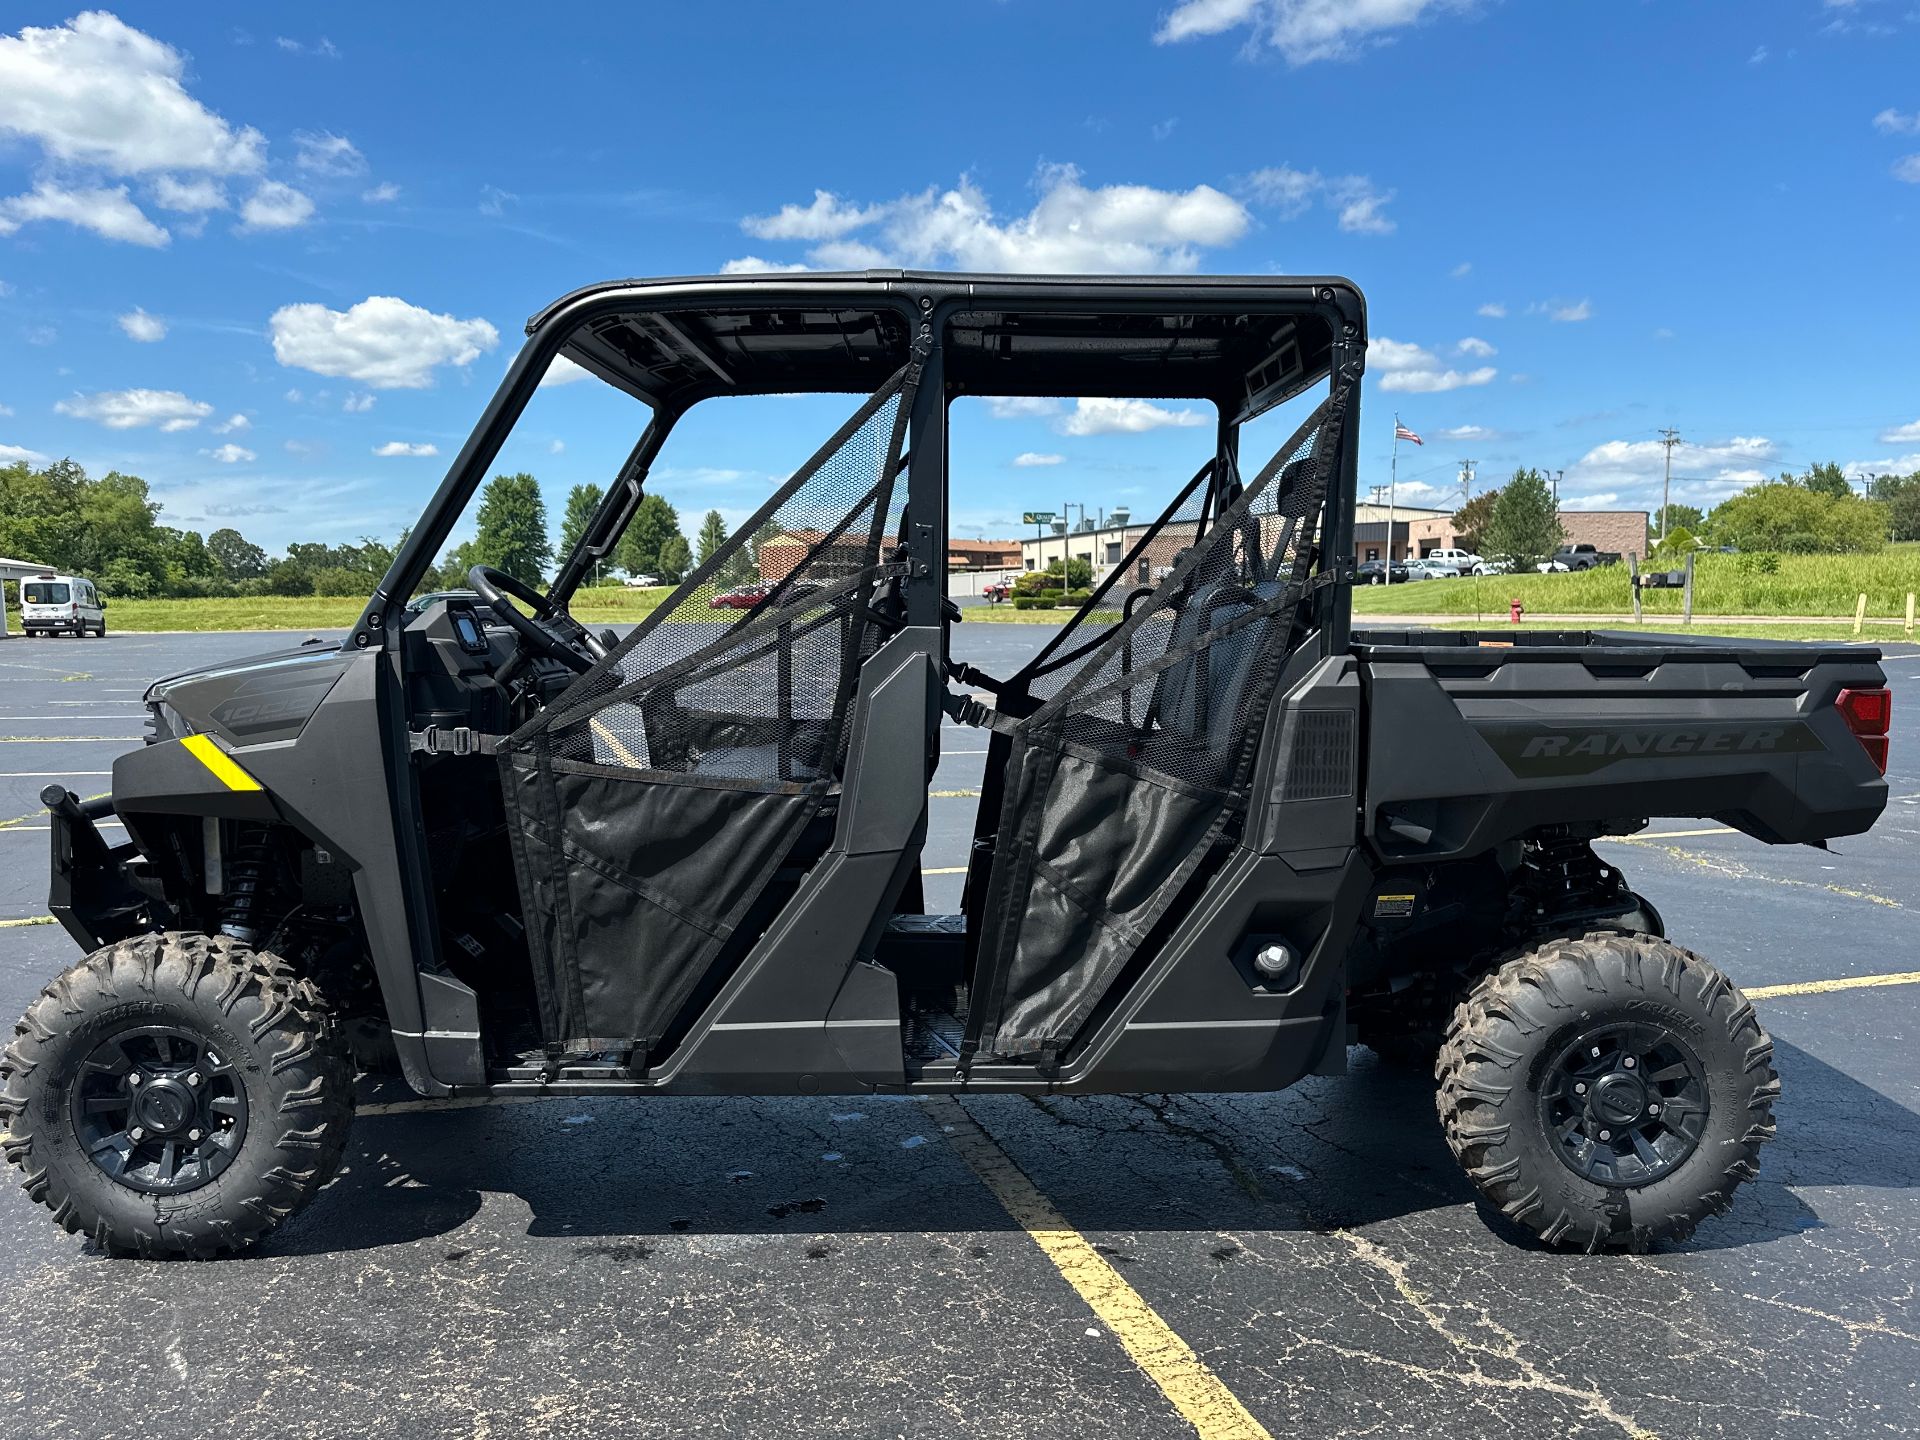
[1509,597,1525,625]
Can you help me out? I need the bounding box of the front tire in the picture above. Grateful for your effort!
[1436,932,1776,1252]
[0,932,353,1257]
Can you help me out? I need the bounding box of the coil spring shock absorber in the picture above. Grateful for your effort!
[220,823,277,944]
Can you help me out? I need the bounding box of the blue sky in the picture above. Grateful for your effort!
[2,2,1918,557]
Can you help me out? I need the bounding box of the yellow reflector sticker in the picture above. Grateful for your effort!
[180,734,263,792]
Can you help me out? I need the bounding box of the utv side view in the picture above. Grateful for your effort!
[4,273,1891,1257]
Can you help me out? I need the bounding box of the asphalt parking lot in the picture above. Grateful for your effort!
[2,624,1918,1440]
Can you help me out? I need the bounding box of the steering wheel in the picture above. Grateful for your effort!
[466,565,604,675]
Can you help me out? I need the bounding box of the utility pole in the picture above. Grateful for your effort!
[1547,469,1563,508]
[1656,428,1682,540]
[1458,459,1476,508]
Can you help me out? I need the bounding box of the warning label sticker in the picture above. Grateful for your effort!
[1372,893,1416,919]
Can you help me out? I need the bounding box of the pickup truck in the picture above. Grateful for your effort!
[1541,542,1621,572]
[8,271,1890,1261]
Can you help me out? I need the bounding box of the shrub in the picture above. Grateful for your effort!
[1734,551,1781,575]
[1012,594,1057,610]
[311,566,370,597]
[1063,589,1094,605]
[1780,531,1822,555]
[1013,571,1050,597]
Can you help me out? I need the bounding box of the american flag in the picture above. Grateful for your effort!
[1395,422,1423,446]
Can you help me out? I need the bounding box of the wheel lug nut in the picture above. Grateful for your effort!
[130,1127,145,1141]
[187,1072,201,1087]
[1574,1082,1587,1094]
[1648,1104,1661,1116]
[127,1073,142,1086]
[1623,1056,1636,1069]
[1598,1129,1611,1141]
[188,1129,203,1142]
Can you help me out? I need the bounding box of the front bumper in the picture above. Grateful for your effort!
[43,786,152,953]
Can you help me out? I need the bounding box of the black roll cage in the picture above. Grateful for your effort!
[357,271,1368,659]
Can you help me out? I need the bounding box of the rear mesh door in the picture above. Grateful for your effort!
[966,386,1349,1065]
[500,363,918,1061]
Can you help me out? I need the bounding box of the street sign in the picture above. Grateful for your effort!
[1022,511,1056,525]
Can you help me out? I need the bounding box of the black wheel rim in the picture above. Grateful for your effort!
[1539,1021,1708,1187]
[69,1025,249,1195]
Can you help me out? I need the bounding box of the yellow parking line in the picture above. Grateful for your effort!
[927,1096,1272,1440]
[930,789,980,798]
[0,916,55,929]
[923,866,967,875]
[1747,970,1920,1000]
[1622,826,1737,840]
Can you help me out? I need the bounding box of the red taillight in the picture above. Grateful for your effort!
[1835,686,1891,774]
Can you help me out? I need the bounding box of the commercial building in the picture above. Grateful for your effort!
[1011,501,1651,585]
[1350,503,1649,565]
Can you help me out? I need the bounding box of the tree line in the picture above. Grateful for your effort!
[0,457,757,601]
[1451,462,1919,568]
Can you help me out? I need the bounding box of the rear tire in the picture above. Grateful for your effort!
[0,932,354,1257]
[1435,931,1776,1252]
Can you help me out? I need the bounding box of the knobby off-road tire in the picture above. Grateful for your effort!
[1436,931,1777,1252]
[0,932,353,1257]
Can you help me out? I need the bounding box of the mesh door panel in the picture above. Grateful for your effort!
[500,365,918,1057]
[969,387,1348,1063]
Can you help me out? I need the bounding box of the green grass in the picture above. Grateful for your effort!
[1351,547,1920,620]
[28,587,677,633]
[1359,618,1919,646]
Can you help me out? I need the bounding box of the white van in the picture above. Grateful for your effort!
[20,574,107,637]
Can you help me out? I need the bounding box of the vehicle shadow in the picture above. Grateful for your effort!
[267,1037,1915,1259]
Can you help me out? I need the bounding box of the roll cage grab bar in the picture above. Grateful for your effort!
[352,273,1368,659]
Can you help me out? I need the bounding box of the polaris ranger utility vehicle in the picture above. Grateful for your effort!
[5,273,1891,1258]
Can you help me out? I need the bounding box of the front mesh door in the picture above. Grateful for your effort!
[499,365,918,1063]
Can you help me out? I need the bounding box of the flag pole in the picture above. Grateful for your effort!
[1387,413,1399,589]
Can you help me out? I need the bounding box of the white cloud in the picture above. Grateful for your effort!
[1454,336,1496,358]
[204,442,255,464]
[478,184,515,217]
[0,13,265,176]
[1567,436,1780,503]
[727,165,1249,275]
[1562,492,1620,510]
[1435,425,1500,442]
[238,180,315,232]
[1878,418,1920,444]
[151,174,227,212]
[743,190,884,241]
[1844,452,1920,479]
[213,413,250,433]
[1058,397,1206,436]
[549,439,565,456]
[1154,0,1465,64]
[1749,45,1768,64]
[361,182,401,204]
[118,307,167,342]
[55,387,213,431]
[538,354,595,387]
[1242,165,1394,233]
[1449,261,1472,279]
[1549,298,1592,322]
[1155,0,1263,43]
[1330,176,1395,234]
[985,396,1064,420]
[373,441,439,458]
[1013,451,1065,467]
[0,442,49,464]
[1895,155,1920,184]
[275,36,339,58]
[0,279,11,297]
[343,392,375,413]
[0,401,12,415]
[1477,302,1508,319]
[270,295,500,389]
[1243,164,1320,219]
[1371,337,1497,393]
[0,180,168,246]
[293,131,365,177]
[719,255,813,275]
[1875,108,1920,135]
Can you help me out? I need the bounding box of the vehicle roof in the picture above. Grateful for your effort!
[24,573,86,584]
[525,270,1365,414]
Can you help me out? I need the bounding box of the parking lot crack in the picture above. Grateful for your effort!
[1315,1229,1659,1439]
[1741,1292,1920,1349]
